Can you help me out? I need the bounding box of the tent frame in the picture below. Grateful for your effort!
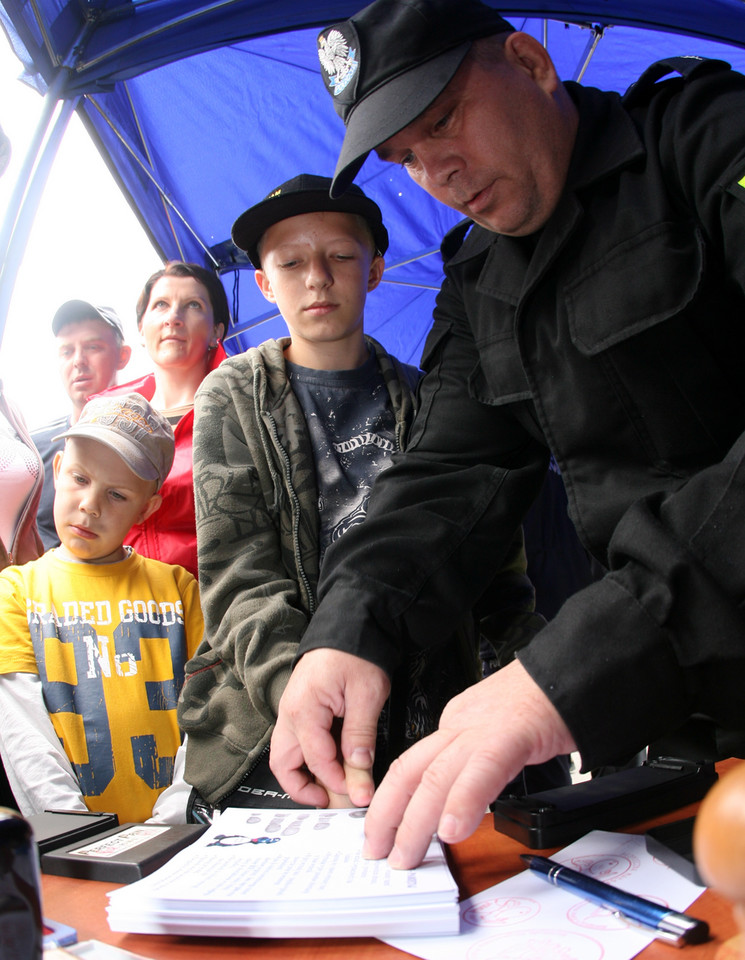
[3,0,745,352]
[0,7,609,348]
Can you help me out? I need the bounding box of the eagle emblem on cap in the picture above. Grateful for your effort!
[318,28,359,96]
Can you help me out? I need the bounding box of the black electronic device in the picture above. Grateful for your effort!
[41,821,207,883]
[29,809,119,855]
[491,757,717,849]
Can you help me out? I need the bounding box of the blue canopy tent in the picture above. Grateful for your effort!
[2,1,745,365]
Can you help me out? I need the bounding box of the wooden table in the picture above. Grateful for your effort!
[41,772,740,960]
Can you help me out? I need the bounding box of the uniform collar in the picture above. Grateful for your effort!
[563,81,645,193]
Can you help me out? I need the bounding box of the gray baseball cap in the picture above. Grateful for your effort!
[52,299,125,338]
[53,392,175,488]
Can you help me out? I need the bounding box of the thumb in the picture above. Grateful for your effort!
[339,699,386,808]
[342,740,376,808]
[343,761,375,808]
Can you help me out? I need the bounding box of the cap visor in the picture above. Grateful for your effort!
[331,43,470,197]
[233,190,387,263]
[53,426,158,483]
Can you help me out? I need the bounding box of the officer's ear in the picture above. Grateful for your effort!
[504,31,561,93]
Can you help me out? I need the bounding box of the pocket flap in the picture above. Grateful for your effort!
[566,222,703,356]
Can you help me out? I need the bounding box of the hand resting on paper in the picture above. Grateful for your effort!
[271,647,391,808]
[272,651,577,868]
[361,659,577,869]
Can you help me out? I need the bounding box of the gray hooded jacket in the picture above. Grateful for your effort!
[178,336,524,805]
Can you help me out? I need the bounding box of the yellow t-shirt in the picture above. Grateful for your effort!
[0,549,203,822]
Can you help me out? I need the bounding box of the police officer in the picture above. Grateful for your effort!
[271,0,745,868]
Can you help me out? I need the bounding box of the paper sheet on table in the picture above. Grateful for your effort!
[382,829,707,960]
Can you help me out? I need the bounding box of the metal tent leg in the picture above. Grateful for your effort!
[0,77,76,347]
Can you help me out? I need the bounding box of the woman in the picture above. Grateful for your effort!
[0,383,44,571]
[99,261,228,577]
[0,383,44,808]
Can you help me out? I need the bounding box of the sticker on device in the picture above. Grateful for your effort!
[69,825,169,858]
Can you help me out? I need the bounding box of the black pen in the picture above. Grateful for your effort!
[521,854,709,947]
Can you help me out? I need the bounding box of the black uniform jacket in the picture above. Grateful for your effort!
[300,58,745,770]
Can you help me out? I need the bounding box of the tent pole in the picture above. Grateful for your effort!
[122,81,186,261]
[0,68,67,274]
[0,3,96,274]
[0,13,96,348]
[0,94,77,347]
[573,24,605,82]
[26,0,58,67]
[84,94,219,266]
[78,0,248,73]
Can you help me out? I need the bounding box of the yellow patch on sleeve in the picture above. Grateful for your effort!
[727,170,745,202]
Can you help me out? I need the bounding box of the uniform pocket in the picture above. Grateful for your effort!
[565,221,704,356]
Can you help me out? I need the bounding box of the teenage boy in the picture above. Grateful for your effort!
[32,301,132,550]
[178,174,537,818]
[0,392,203,823]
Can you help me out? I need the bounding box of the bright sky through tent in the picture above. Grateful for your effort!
[0,31,160,430]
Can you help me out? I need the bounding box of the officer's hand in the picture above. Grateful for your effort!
[362,659,577,868]
[270,648,391,808]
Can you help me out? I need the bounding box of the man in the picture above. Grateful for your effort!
[270,0,745,867]
[31,300,131,549]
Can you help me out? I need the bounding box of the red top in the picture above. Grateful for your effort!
[97,344,226,578]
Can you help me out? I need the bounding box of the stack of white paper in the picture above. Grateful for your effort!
[106,807,459,939]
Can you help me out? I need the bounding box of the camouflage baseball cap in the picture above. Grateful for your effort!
[53,392,175,488]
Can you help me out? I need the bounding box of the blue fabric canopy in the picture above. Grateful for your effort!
[2,1,745,363]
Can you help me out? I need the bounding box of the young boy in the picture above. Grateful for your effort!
[0,392,203,823]
[178,175,535,818]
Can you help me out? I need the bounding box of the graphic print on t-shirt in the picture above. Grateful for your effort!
[288,354,397,562]
[27,595,189,800]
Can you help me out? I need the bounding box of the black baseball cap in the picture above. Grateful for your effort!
[317,0,514,197]
[231,173,389,268]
